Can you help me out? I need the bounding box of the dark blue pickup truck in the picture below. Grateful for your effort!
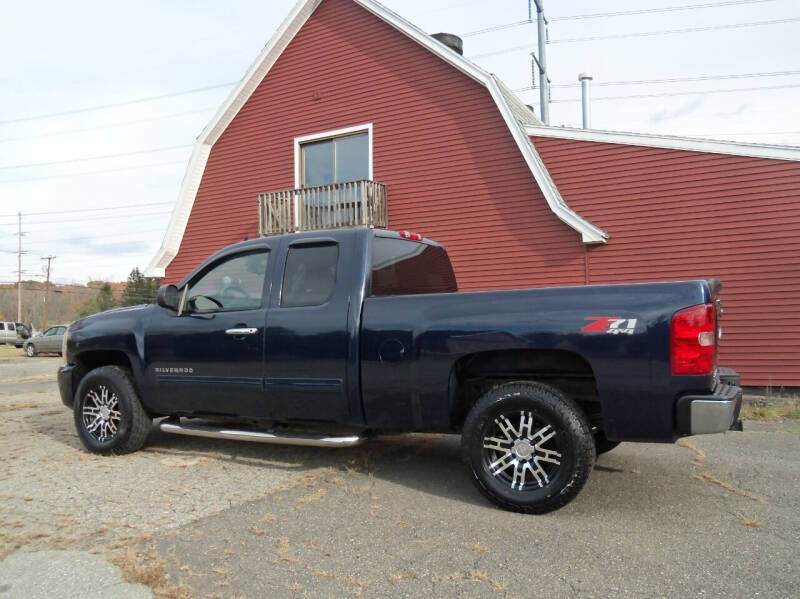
[58,228,742,513]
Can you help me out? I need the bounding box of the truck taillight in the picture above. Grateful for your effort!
[398,230,423,241]
[670,303,717,375]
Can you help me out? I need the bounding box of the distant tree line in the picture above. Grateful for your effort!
[0,268,160,329]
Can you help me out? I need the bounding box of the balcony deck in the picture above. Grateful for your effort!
[258,179,387,236]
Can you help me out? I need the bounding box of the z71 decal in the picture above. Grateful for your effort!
[583,317,638,335]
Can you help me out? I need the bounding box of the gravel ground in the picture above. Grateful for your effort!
[0,357,334,563]
[1,356,799,598]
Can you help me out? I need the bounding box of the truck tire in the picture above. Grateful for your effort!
[73,365,151,455]
[594,431,621,456]
[461,381,595,514]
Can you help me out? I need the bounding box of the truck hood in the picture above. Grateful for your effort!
[70,304,154,331]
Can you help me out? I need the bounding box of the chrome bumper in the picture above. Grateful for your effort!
[676,381,743,435]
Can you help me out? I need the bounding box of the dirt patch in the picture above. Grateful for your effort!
[0,346,24,360]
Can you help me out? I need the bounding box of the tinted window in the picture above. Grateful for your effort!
[371,238,457,296]
[7,323,14,331]
[281,243,339,307]
[186,250,269,312]
[0,323,5,330]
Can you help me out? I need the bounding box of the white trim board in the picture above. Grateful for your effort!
[525,125,800,162]
[145,0,605,277]
[293,123,374,188]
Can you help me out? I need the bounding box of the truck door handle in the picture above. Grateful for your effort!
[225,327,258,336]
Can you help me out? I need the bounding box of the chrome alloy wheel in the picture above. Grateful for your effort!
[482,410,562,491]
[81,384,121,442]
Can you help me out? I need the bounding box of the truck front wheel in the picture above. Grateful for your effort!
[461,381,595,514]
[73,365,151,455]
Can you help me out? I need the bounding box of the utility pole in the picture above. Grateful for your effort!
[16,212,24,322]
[41,255,56,331]
[530,0,550,124]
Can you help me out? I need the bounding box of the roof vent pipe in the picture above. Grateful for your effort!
[579,72,593,129]
[431,32,463,55]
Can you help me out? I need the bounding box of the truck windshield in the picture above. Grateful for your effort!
[370,237,457,296]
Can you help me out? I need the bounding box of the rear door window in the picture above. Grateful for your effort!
[371,237,457,296]
[281,243,339,308]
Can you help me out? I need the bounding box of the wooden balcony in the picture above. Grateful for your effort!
[258,179,387,236]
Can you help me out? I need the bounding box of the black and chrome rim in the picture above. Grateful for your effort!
[81,384,121,442]
[482,410,563,491]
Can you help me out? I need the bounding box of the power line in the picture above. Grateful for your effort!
[471,17,800,58]
[513,69,800,91]
[0,83,235,125]
[551,16,800,44]
[543,82,800,103]
[0,160,186,185]
[0,211,172,227]
[5,228,168,246]
[0,107,216,144]
[551,0,778,21]
[462,19,530,38]
[0,201,173,219]
[461,0,777,37]
[0,144,192,171]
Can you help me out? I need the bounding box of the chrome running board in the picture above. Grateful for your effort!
[159,419,366,448]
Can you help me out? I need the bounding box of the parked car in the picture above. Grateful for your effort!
[25,324,68,357]
[0,321,30,348]
[58,228,741,514]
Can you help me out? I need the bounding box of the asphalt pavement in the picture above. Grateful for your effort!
[1,355,798,598]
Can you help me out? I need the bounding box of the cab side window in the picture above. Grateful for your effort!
[281,243,339,308]
[185,250,269,313]
[370,237,457,296]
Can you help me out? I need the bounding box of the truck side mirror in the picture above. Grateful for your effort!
[157,284,180,311]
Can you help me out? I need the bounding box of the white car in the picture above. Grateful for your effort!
[0,322,30,348]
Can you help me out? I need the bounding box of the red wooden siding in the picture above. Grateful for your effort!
[164,0,586,292]
[532,135,800,387]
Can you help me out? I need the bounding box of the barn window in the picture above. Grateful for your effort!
[294,124,372,187]
[300,133,369,186]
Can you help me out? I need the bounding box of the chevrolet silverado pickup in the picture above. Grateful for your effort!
[58,228,742,513]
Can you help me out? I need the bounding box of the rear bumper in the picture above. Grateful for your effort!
[676,381,743,435]
[57,364,75,409]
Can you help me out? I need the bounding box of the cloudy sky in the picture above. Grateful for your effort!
[1,0,797,284]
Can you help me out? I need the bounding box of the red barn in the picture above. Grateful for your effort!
[147,0,800,388]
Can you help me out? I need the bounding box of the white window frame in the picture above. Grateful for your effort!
[293,123,373,228]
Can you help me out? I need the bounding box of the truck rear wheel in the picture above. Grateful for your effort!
[73,365,151,455]
[461,381,595,514]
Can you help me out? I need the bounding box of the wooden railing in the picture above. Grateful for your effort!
[258,180,387,236]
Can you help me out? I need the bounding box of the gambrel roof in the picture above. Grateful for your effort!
[146,0,608,276]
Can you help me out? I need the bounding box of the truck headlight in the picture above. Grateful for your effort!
[62,329,69,364]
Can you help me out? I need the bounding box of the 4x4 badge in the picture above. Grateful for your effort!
[583,317,638,335]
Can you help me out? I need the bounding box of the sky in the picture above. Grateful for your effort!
[1,0,798,284]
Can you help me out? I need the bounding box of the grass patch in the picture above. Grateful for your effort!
[740,404,800,421]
